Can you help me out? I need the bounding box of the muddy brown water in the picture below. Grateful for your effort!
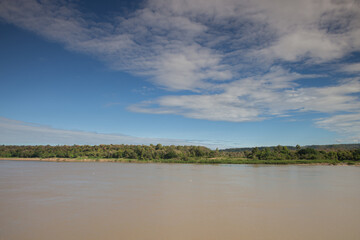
[0,161,359,240]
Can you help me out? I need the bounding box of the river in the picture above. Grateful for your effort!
[0,161,359,240]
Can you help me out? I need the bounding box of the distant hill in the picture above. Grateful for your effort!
[221,144,360,152]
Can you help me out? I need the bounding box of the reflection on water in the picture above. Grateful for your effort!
[0,161,359,240]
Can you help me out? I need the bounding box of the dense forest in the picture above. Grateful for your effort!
[229,145,360,161]
[0,144,214,160]
[0,144,359,162]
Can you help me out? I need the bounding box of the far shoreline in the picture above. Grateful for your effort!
[1,157,359,166]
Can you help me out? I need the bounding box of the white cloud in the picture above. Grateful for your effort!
[1,0,359,83]
[266,29,348,62]
[253,0,360,63]
[130,75,360,140]
[0,117,201,146]
[148,45,232,91]
[341,63,360,73]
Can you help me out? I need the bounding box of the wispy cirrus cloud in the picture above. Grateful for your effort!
[131,71,360,122]
[0,117,201,146]
[1,0,360,141]
[316,113,360,142]
[0,0,231,91]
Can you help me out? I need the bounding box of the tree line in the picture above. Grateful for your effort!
[223,143,360,152]
[221,145,360,161]
[0,144,215,160]
[0,144,359,161]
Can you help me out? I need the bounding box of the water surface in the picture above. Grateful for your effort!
[0,161,359,240]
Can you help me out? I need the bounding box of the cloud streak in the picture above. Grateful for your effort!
[316,113,360,142]
[0,117,201,146]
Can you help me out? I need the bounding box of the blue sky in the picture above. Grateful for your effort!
[0,0,359,148]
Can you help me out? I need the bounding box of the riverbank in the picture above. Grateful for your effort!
[1,157,359,165]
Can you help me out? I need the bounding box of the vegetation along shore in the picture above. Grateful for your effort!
[0,144,359,165]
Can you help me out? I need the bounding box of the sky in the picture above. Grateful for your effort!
[0,0,360,148]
